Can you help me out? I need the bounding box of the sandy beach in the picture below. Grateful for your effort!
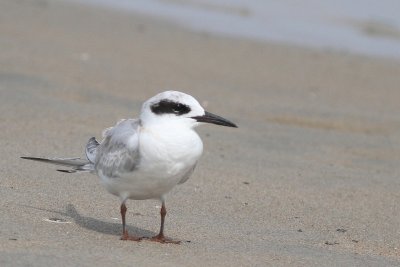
[1,0,400,266]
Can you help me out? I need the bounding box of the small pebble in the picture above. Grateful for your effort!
[325,241,339,245]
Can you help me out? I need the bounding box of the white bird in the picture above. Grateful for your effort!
[22,91,237,243]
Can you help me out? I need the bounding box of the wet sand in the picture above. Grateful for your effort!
[1,0,400,266]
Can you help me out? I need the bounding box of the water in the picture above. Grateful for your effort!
[72,0,400,59]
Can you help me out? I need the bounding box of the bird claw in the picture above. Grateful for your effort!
[147,234,181,244]
[120,231,142,241]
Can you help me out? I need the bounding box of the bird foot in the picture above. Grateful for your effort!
[120,231,142,241]
[147,234,181,244]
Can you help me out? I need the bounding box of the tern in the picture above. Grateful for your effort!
[21,91,237,243]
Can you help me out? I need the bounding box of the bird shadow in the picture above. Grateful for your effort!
[22,204,155,238]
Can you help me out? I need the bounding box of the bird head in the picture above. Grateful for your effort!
[140,91,237,129]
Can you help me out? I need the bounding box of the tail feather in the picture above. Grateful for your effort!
[20,156,94,173]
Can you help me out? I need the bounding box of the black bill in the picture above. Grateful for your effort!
[192,111,237,128]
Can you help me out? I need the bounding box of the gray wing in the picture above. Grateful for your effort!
[94,119,141,178]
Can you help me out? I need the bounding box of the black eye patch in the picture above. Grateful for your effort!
[151,99,191,116]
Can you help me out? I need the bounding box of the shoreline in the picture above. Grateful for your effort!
[70,0,400,60]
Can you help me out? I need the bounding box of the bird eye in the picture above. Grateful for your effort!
[172,104,182,113]
[151,100,191,115]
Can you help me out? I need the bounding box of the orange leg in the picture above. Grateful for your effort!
[149,201,180,244]
[120,203,141,241]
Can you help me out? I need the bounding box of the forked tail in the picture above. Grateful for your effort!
[20,156,94,173]
[21,137,99,173]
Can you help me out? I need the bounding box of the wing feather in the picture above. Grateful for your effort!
[178,163,197,184]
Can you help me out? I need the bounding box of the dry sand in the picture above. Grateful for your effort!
[1,0,400,266]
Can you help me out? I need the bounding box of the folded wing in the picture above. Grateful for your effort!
[94,119,141,178]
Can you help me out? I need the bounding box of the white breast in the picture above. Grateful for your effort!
[138,124,203,178]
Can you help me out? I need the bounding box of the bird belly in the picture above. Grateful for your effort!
[98,164,194,200]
